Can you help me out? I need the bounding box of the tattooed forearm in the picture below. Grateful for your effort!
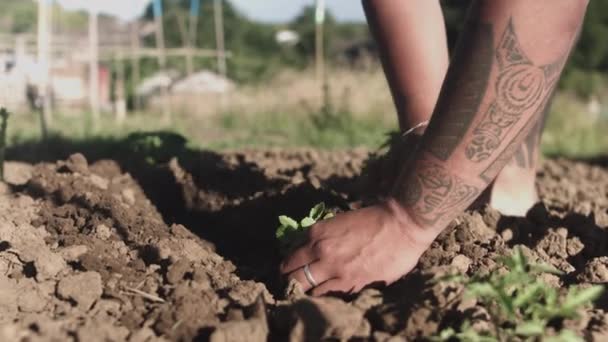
[425,12,494,161]
[512,119,540,168]
[390,0,585,231]
[394,159,481,226]
[479,113,539,183]
[465,19,565,163]
[512,88,554,169]
[480,87,557,182]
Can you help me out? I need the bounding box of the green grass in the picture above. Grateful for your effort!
[542,93,608,158]
[7,109,394,151]
[5,92,608,158]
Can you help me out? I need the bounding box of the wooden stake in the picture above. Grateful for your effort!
[88,9,100,130]
[130,22,142,112]
[115,51,127,125]
[37,0,53,130]
[0,109,9,182]
[175,11,193,75]
[213,0,227,78]
[188,0,201,76]
[154,0,172,124]
[315,0,326,84]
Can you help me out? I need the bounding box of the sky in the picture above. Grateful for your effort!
[54,0,366,22]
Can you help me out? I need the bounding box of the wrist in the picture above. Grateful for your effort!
[383,198,442,246]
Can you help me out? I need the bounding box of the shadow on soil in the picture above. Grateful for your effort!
[7,133,354,294]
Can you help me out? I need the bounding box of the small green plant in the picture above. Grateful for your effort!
[434,247,604,342]
[0,108,9,181]
[125,131,187,165]
[276,202,334,256]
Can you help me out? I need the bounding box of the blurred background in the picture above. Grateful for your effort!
[0,0,607,156]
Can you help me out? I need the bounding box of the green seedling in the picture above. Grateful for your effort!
[434,247,604,342]
[125,131,187,165]
[0,108,9,181]
[276,202,334,256]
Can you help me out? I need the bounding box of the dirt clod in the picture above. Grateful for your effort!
[1,151,607,340]
[579,257,608,283]
[60,153,89,174]
[289,297,370,341]
[56,271,103,310]
[94,224,112,240]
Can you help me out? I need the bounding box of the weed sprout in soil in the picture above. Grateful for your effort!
[434,247,604,342]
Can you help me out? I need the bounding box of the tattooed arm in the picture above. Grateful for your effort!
[281,0,588,296]
[362,0,448,131]
[391,0,588,232]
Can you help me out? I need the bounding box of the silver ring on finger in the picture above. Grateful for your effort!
[303,263,318,287]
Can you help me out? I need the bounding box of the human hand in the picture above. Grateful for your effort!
[280,200,438,296]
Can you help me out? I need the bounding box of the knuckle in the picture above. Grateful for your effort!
[313,240,333,257]
[308,224,324,238]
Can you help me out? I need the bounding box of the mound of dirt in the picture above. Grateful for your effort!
[0,151,607,341]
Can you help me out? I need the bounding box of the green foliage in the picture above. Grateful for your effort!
[125,131,187,165]
[136,1,371,85]
[542,94,608,158]
[140,0,299,84]
[311,81,351,130]
[559,68,605,99]
[0,0,90,33]
[0,0,36,33]
[276,203,334,256]
[569,1,608,72]
[434,247,604,342]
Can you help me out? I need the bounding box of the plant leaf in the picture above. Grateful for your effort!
[433,328,456,341]
[515,321,545,337]
[309,202,326,220]
[301,217,316,228]
[466,283,497,299]
[508,247,527,273]
[530,263,564,275]
[276,225,288,239]
[513,283,543,308]
[564,285,604,311]
[278,215,299,229]
[323,212,334,220]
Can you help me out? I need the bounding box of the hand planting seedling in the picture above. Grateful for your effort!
[276,202,334,256]
[434,247,604,342]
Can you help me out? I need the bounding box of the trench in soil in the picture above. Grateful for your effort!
[7,136,361,295]
[8,136,608,341]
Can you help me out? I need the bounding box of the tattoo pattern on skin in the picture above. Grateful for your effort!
[511,89,553,169]
[401,176,423,206]
[479,114,539,183]
[511,25,580,170]
[393,15,577,228]
[480,87,557,182]
[512,119,540,169]
[425,19,494,161]
[465,19,565,163]
[397,160,480,226]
